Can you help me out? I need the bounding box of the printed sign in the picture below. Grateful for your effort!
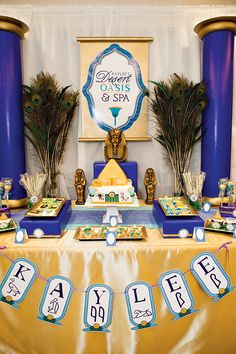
[193,227,206,242]
[83,284,113,332]
[233,225,236,239]
[190,252,235,302]
[83,43,146,132]
[106,230,117,246]
[37,276,73,325]
[159,270,197,320]
[202,202,211,213]
[0,258,37,308]
[15,228,27,244]
[125,281,157,330]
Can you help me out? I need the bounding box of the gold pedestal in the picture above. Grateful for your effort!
[2,198,28,209]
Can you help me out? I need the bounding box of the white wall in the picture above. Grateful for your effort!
[1,4,236,198]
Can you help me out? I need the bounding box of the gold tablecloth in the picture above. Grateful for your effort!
[0,228,236,354]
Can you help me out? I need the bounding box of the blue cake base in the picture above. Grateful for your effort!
[94,161,138,192]
[19,200,72,236]
[153,200,204,238]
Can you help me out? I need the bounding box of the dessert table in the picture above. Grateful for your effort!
[0,207,236,354]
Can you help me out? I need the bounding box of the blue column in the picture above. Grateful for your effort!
[194,17,236,199]
[0,16,28,207]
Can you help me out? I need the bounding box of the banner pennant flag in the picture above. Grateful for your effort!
[159,270,197,320]
[0,258,37,308]
[190,252,235,302]
[125,281,157,330]
[37,275,73,325]
[83,284,113,332]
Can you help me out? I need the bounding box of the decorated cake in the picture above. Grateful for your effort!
[86,159,139,206]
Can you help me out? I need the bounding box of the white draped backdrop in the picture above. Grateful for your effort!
[0,4,236,198]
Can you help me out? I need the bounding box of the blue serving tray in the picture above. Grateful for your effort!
[19,200,72,236]
[153,200,204,238]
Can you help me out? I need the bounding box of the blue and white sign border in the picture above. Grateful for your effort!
[82,43,147,132]
[125,281,157,330]
[0,257,37,309]
[37,275,74,325]
[83,283,113,333]
[159,270,197,320]
[190,252,235,302]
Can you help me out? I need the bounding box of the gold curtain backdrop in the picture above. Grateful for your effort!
[0,229,236,354]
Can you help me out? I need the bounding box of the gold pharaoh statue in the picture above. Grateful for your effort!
[104,129,127,162]
[74,169,86,205]
[144,168,157,205]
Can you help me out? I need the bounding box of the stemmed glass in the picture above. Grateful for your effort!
[227,180,234,207]
[2,178,13,208]
[0,181,4,209]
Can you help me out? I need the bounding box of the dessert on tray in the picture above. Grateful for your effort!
[75,225,145,241]
[0,213,17,232]
[158,196,197,217]
[204,211,236,233]
[25,198,66,217]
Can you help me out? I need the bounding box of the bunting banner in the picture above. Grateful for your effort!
[83,284,113,332]
[0,258,37,308]
[190,252,235,302]
[37,275,74,325]
[125,281,157,330]
[159,270,197,320]
[0,243,235,330]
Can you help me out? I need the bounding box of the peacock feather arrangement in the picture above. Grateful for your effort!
[151,73,207,195]
[23,72,79,197]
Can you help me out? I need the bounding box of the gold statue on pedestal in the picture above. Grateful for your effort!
[104,129,127,162]
[144,168,157,205]
[74,169,86,205]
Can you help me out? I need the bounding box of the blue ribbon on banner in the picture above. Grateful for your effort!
[212,286,235,303]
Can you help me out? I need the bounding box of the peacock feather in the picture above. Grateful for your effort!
[23,72,79,197]
[150,73,207,195]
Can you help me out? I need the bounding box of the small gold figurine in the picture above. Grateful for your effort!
[74,169,86,205]
[104,128,127,162]
[144,168,157,205]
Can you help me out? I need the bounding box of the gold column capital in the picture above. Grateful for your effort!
[0,15,28,39]
[194,16,236,40]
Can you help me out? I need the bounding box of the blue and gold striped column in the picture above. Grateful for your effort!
[194,16,236,202]
[0,16,28,207]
